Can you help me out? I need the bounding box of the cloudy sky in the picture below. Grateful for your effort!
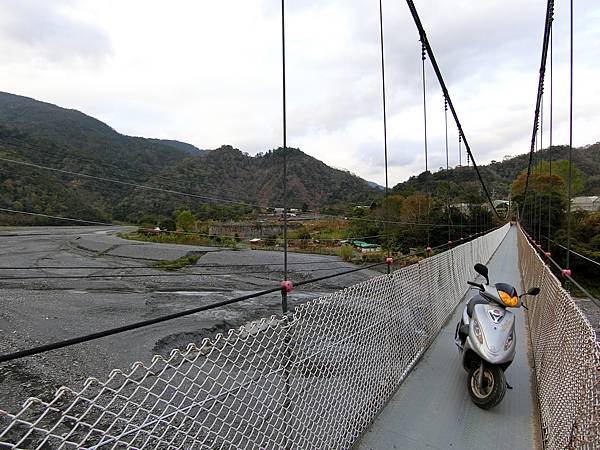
[0,0,597,185]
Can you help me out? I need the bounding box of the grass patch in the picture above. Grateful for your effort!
[117,231,237,248]
[151,254,201,271]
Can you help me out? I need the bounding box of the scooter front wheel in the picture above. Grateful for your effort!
[467,364,506,409]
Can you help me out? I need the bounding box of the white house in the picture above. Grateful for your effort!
[572,196,599,212]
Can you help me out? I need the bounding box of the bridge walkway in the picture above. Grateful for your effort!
[356,226,541,450]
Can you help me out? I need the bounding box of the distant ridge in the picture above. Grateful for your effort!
[148,139,209,156]
[391,143,600,199]
[0,92,379,224]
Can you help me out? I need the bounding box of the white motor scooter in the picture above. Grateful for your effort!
[455,263,540,409]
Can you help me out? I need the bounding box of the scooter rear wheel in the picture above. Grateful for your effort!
[467,364,506,409]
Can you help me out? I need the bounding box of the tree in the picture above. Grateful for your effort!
[529,160,583,194]
[175,209,197,232]
[511,172,567,233]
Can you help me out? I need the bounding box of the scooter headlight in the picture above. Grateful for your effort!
[472,319,483,344]
[498,290,518,307]
[504,330,514,351]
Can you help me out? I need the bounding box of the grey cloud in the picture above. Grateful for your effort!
[285,0,552,141]
[0,0,111,62]
[356,139,422,169]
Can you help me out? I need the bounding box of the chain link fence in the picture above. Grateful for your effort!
[0,225,509,449]
[517,226,600,450]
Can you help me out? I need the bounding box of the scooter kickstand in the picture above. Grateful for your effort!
[506,380,513,390]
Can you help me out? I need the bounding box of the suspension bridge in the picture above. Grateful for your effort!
[0,0,598,449]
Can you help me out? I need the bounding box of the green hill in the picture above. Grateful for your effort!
[0,92,379,224]
[392,143,600,200]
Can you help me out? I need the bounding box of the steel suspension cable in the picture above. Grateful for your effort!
[519,0,554,221]
[538,95,544,242]
[378,0,391,267]
[547,26,553,251]
[420,41,430,247]
[0,226,497,365]
[281,0,289,314]
[523,229,599,306]
[458,134,462,167]
[444,98,449,171]
[532,118,542,242]
[404,0,501,220]
[421,41,428,174]
[444,97,452,242]
[542,235,600,268]
[566,0,573,272]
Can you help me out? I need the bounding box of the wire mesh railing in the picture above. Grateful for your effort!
[0,224,510,449]
[517,225,600,450]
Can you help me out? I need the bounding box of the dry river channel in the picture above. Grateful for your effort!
[0,226,380,414]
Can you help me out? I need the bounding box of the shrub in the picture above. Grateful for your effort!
[340,245,353,261]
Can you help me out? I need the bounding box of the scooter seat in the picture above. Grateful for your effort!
[467,294,489,317]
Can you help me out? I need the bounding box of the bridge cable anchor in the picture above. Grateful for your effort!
[280,280,294,294]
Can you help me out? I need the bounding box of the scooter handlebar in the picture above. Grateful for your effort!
[467,281,484,290]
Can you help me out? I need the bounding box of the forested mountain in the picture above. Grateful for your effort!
[392,143,600,200]
[0,92,379,224]
[118,146,380,222]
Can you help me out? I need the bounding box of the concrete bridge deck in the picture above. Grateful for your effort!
[356,226,541,450]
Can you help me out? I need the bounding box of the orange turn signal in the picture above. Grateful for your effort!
[499,290,518,307]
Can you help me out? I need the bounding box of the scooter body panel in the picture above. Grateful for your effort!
[463,304,515,367]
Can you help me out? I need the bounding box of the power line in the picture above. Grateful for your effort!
[0,207,114,226]
[0,155,273,210]
[0,136,263,202]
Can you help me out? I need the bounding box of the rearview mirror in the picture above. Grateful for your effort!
[526,287,540,296]
[474,263,489,285]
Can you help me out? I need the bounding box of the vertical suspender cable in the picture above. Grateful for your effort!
[444,97,451,242]
[279,2,293,425]
[529,128,540,237]
[459,135,464,233]
[378,0,391,269]
[444,98,449,171]
[566,0,573,272]
[539,95,544,242]
[458,134,462,167]
[420,41,430,247]
[421,42,428,173]
[281,0,289,313]
[459,134,463,237]
[547,27,553,250]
